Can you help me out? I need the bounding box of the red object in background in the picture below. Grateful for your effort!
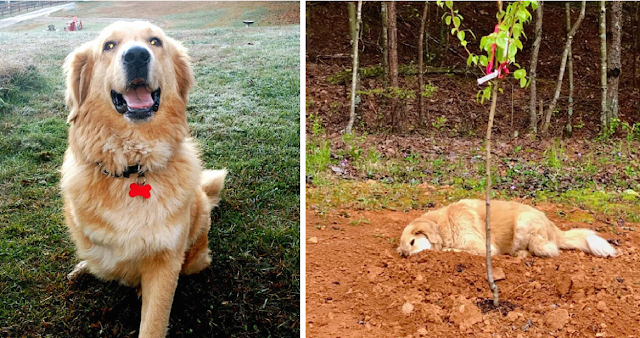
[64,16,83,31]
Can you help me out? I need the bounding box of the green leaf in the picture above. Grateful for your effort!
[445,15,451,25]
[445,1,453,9]
[453,16,461,28]
[513,69,526,80]
[520,77,527,88]
[467,54,473,67]
[457,31,465,41]
[479,55,489,67]
[508,43,518,60]
[461,40,467,47]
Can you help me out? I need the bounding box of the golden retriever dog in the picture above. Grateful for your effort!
[60,21,227,337]
[398,199,617,258]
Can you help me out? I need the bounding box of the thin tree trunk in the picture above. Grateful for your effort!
[381,2,389,88]
[600,1,608,128]
[541,1,585,137]
[528,1,543,134]
[348,2,356,45]
[634,2,639,89]
[486,83,499,307]
[388,1,399,131]
[418,2,428,126]
[606,1,622,121]
[346,1,362,135]
[565,2,575,137]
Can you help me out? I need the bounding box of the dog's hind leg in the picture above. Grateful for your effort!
[181,230,212,275]
[527,234,560,257]
[67,260,88,280]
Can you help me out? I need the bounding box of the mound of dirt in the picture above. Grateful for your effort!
[306,205,640,338]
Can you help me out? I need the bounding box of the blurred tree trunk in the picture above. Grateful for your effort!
[634,3,639,89]
[528,1,543,135]
[346,1,362,134]
[541,1,585,137]
[606,1,622,121]
[599,1,608,128]
[388,1,399,131]
[381,2,389,87]
[348,2,356,44]
[418,2,429,125]
[565,2,575,137]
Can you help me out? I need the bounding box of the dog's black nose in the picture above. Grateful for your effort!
[122,46,150,67]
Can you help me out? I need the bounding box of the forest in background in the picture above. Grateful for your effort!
[307,1,640,138]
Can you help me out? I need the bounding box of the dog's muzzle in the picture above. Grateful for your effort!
[110,45,160,123]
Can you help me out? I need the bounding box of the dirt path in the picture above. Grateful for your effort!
[0,3,74,29]
[306,205,640,338]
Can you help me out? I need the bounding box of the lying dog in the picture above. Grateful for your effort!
[61,21,226,337]
[397,199,617,258]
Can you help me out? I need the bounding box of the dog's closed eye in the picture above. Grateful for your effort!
[410,239,415,246]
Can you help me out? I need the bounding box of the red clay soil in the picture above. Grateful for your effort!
[306,204,640,338]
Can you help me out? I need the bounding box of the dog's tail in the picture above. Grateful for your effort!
[554,225,617,257]
[201,169,227,207]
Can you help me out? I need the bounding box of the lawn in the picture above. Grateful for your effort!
[0,20,300,338]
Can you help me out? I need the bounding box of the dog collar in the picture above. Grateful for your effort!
[96,162,152,199]
[96,162,147,178]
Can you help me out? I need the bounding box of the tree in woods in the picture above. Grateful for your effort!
[540,1,585,137]
[439,0,536,307]
[388,1,399,130]
[418,2,429,124]
[599,1,608,128]
[381,2,389,87]
[528,1,543,134]
[606,1,622,125]
[565,2,575,137]
[346,1,363,134]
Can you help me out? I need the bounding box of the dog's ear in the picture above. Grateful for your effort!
[414,220,442,250]
[64,42,94,123]
[171,39,195,103]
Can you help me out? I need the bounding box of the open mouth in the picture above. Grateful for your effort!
[111,81,161,122]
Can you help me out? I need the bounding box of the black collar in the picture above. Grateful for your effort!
[97,162,146,178]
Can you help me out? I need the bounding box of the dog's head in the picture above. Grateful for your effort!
[64,21,194,125]
[397,219,443,257]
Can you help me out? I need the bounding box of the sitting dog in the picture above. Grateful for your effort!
[397,199,617,258]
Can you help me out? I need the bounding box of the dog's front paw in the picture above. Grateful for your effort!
[67,261,88,280]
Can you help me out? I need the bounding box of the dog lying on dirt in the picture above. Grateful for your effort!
[397,199,617,258]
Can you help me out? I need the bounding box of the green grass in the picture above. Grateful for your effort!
[0,24,299,338]
[306,133,640,224]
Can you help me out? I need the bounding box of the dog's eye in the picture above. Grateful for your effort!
[104,41,117,51]
[410,239,415,246]
[149,38,162,46]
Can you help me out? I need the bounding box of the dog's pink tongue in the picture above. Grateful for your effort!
[122,87,153,109]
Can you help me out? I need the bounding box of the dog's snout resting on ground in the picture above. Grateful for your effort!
[61,21,227,338]
[397,199,617,258]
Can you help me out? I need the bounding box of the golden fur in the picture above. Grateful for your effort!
[398,199,617,258]
[61,21,226,337]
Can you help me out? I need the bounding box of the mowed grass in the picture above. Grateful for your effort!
[0,24,300,337]
[4,2,299,32]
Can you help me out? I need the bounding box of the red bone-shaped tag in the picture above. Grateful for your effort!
[129,183,151,199]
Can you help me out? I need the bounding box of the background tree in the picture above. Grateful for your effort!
[346,1,362,134]
[541,1,585,136]
[606,1,622,123]
[388,1,399,130]
[418,2,429,124]
[599,1,608,128]
[528,1,543,134]
[565,2,575,137]
[381,2,389,87]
